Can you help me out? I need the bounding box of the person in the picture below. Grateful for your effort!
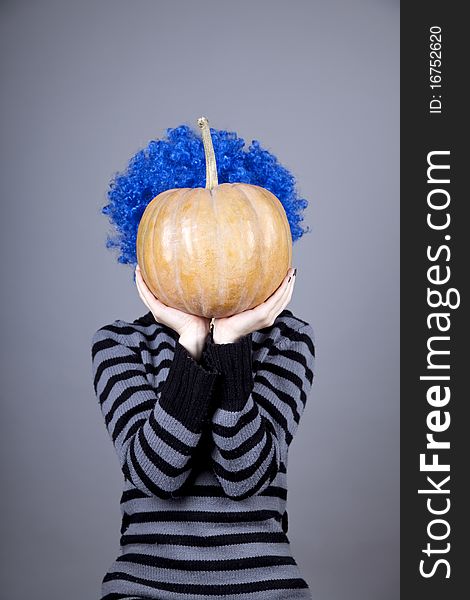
[92,120,316,598]
[91,262,316,600]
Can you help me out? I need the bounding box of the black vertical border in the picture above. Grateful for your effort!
[401,4,467,599]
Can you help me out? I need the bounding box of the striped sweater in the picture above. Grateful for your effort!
[91,308,316,600]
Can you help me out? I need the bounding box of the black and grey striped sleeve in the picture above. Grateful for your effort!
[202,323,315,500]
[91,325,219,499]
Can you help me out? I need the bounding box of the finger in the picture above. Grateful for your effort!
[259,268,295,311]
[135,269,183,323]
[250,268,294,325]
[135,268,156,306]
[280,272,296,309]
[269,270,296,316]
[134,268,147,297]
[135,272,152,312]
[136,281,162,318]
[135,269,164,315]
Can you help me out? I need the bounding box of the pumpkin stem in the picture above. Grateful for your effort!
[197,116,218,190]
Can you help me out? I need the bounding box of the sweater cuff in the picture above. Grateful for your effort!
[158,339,219,432]
[203,333,254,412]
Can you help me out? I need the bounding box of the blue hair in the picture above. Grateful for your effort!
[101,123,311,267]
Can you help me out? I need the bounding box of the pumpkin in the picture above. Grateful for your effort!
[136,117,292,318]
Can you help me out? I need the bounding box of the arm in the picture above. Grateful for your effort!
[201,323,315,500]
[91,325,219,499]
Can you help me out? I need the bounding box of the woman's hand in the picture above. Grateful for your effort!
[135,265,210,360]
[212,267,297,344]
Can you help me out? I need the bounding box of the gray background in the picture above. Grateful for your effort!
[0,0,399,598]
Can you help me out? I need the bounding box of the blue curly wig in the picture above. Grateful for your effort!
[101,123,311,269]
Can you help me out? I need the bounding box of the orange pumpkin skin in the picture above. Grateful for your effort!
[136,182,292,318]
